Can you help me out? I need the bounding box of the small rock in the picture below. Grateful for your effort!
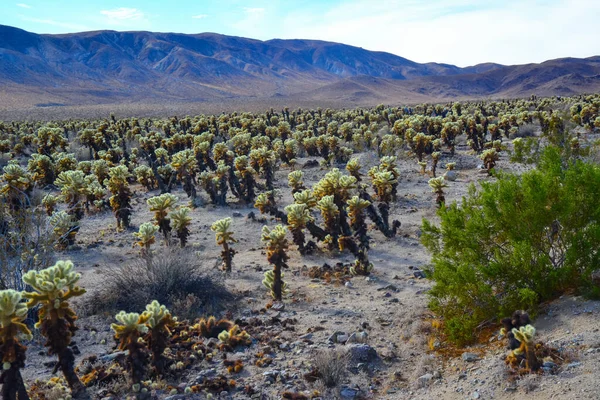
[337,334,349,343]
[417,373,433,388]
[299,333,313,340]
[462,352,479,362]
[348,344,378,362]
[98,351,128,363]
[232,211,243,218]
[472,391,480,399]
[444,170,458,181]
[271,302,285,311]
[413,270,426,279]
[377,284,398,292]
[433,370,442,379]
[345,281,354,288]
[328,331,346,343]
[566,362,582,369]
[340,387,359,399]
[346,332,369,344]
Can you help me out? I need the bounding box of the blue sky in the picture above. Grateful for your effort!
[1,0,599,67]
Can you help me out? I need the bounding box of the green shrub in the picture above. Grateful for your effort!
[421,147,600,344]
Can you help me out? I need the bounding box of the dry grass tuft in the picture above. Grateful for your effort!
[84,249,234,318]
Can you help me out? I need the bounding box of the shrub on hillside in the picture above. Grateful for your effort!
[421,147,600,344]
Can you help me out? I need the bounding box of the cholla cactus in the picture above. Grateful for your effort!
[1,163,33,210]
[111,311,150,384]
[479,148,499,174]
[431,152,441,177]
[249,147,277,190]
[341,196,373,276]
[371,170,396,204]
[53,152,78,175]
[42,193,59,216]
[105,165,133,229]
[143,301,174,375]
[234,155,257,203]
[412,132,432,161]
[147,193,178,241]
[23,261,87,397]
[346,158,362,181]
[287,171,305,194]
[170,207,192,248]
[293,189,317,208]
[254,190,288,222]
[50,211,79,249]
[284,203,315,255]
[445,162,456,171]
[91,159,111,184]
[196,316,234,339]
[428,177,448,207]
[217,325,251,351]
[134,222,159,256]
[55,170,88,220]
[509,325,540,371]
[154,147,169,165]
[171,149,198,200]
[211,217,237,273]
[35,126,67,156]
[317,196,340,249]
[134,165,156,191]
[346,196,371,251]
[215,161,230,206]
[418,161,428,174]
[261,225,289,301]
[0,290,31,400]
[28,153,55,185]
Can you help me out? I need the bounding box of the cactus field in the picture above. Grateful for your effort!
[1,96,600,399]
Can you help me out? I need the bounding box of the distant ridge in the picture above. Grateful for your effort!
[1,24,599,112]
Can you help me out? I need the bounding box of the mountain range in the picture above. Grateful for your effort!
[1,24,600,115]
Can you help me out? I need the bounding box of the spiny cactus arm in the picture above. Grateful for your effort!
[428,177,448,192]
[261,225,289,247]
[211,217,237,244]
[143,300,172,330]
[511,324,536,344]
[134,222,159,245]
[147,193,179,212]
[0,290,32,341]
[111,311,150,339]
[22,260,85,308]
[293,189,317,208]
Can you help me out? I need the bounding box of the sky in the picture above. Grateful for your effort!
[1,0,599,67]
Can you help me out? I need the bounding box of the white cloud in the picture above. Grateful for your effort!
[192,14,208,19]
[271,0,600,67]
[100,7,144,21]
[16,3,31,8]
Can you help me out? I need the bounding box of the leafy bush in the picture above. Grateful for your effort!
[421,147,600,344]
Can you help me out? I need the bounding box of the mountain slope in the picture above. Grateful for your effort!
[1,24,599,110]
